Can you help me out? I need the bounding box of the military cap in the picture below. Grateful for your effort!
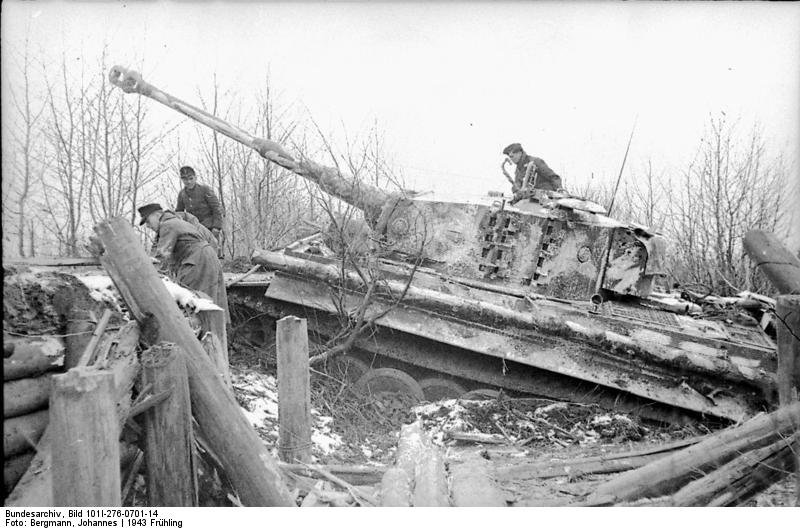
[502,143,524,156]
[137,203,163,225]
[179,166,196,178]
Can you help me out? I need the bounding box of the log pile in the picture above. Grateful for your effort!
[580,401,800,506]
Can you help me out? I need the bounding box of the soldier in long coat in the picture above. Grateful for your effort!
[138,203,230,324]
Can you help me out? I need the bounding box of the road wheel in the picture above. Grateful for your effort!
[355,368,425,401]
[418,378,466,401]
[327,355,370,384]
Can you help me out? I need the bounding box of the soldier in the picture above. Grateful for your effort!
[175,166,224,255]
[501,143,562,193]
[138,203,230,324]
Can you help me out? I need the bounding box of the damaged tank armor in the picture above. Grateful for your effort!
[110,66,778,424]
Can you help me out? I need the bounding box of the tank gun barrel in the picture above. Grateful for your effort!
[108,66,393,214]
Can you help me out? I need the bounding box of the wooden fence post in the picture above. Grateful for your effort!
[50,368,120,506]
[276,316,312,464]
[141,343,197,506]
[775,295,800,506]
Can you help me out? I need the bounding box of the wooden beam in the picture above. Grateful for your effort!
[50,368,121,506]
[141,343,197,506]
[276,316,312,464]
[94,216,294,507]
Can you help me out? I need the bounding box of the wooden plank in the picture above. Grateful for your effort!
[141,343,197,506]
[50,368,121,506]
[94,216,294,507]
[276,316,312,464]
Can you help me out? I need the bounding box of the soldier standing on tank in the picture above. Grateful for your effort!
[175,166,224,257]
[138,203,230,324]
[501,143,562,193]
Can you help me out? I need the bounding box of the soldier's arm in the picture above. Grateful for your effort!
[204,186,224,230]
[154,223,178,263]
[175,191,185,212]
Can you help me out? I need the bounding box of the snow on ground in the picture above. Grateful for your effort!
[231,366,342,460]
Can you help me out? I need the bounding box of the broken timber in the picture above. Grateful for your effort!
[94,216,294,507]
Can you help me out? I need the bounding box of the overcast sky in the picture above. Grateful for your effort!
[2,1,799,241]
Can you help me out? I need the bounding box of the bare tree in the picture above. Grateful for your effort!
[2,36,46,258]
[663,114,790,294]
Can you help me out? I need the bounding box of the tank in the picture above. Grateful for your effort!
[110,66,777,423]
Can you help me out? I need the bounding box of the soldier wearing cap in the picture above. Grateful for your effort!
[138,203,230,324]
[501,143,562,193]
[175,166,224,243]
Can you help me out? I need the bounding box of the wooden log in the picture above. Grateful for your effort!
[278,463,386,486]
[4,410,48,457]
[6,322,140,507]
[50,368,121,506]
[4,337,65,381]
[496,435,706,480]
[449,453,506,507]
[4,451,35,494]
[446,430,506,445]
[743,230,800,295]
[379,468,412,506]
[776,295,800,405]
[670,432,798,506]
[94,216,294,507]
[412,446,449,507]
[584,401,800,505]
[277,316,312,464]
[141,343,197,506]
[4,375,52,418]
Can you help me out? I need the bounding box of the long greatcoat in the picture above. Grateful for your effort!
[153,211,230,324]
